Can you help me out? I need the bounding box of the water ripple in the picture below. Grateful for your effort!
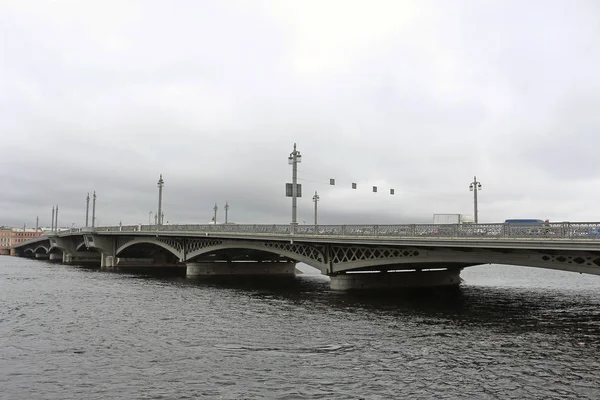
[0,258,599,399]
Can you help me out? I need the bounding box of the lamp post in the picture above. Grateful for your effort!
[149,211,153,225]
[157,174,164,225]
[225,202,229,224]
[85,193,90,227]
[51,206,55,233]
[213,203,218,225]
[288,143,302,232]
[469,176,482,224]
[92,191,97,228]
[55,205,59,233]
[312,191,319,230]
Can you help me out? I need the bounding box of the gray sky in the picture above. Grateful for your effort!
[2,0,600,228]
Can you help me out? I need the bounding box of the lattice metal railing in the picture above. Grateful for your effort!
[35,221,600,241]
[331,246,420,264]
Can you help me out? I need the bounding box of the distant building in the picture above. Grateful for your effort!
[0,227,45,255]
[0,227,10,254]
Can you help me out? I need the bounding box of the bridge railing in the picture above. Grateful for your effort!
[43,221,600,240]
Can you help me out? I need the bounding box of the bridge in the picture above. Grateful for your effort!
[9,221,600,290]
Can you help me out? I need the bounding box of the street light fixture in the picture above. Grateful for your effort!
[225,202,229,224]
[149,211,153,225]
[312,191,319,230]
[92,192,97,228]
[213,203,218,225]
[85,193,90,227]
[288,143,302,232]
[157,174,164,225]
[469,176,482,223]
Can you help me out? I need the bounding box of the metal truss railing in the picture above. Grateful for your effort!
[80,221,600,240]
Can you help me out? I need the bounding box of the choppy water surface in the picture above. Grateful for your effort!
[1,258,599,399]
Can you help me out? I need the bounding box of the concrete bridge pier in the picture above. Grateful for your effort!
[35,253,49,260]
[65,252,102,266]
[329,269,462,291]
[186,261,296,277]
[101,253,115,270]
[49,252,63,261]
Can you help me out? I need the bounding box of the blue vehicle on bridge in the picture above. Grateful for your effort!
[504,219,545,223]
[504,219,547,235]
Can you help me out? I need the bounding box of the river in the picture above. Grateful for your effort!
[1,257,599,399]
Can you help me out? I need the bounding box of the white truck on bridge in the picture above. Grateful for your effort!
[433,214,474,224]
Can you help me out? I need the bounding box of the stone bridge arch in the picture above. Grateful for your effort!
[33,245,49,254]
[115,237,184,260]
[329,245,600,276]
[48,245,68,254]
[185,239,327,271]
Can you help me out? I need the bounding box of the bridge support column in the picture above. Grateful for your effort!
[186,261,296,277]
[49,252,63,261]
[35,253,49,260]
[329,269,462,291]
[63,252,73,263]
[71,252,101,266]
[101,253,115,269]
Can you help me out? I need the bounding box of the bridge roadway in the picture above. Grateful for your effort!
[10,222,600,290]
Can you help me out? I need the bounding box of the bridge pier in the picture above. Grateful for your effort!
[186,261,296,277]
[35,253,49,260]
[62,252,100,265]
[101,253,115,269]
[49,252,63,261]
[329,269,462,291]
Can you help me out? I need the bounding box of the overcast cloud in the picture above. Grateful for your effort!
[1,0,600,228]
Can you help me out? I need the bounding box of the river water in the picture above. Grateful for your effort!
[1,257,599,399]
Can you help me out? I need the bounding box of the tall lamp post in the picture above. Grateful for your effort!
[312,191,319,230]
[224,202,229,224]
[85,193,90,227]
[469,176,482,224]
[213,203,218,225]
[149,211,153,225]
[288,143,302,232]
[157,174,164,225]
[92,191,97,228]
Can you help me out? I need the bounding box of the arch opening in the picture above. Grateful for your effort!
[34,246,48,255]
[186,248,296,264]
[117,242,182,265]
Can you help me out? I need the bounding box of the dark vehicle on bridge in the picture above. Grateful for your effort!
[504,219,545,224]
[504,219,546,236]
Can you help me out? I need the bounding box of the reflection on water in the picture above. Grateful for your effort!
[1,258,599,399]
